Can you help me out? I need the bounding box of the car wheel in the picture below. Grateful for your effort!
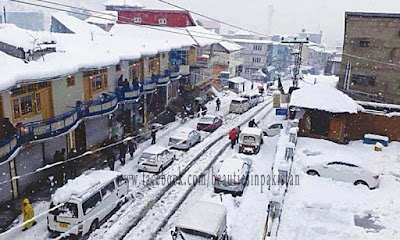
[89,219,99,234]
[354,180,369,188]
[239,147,243,153]
[158,165,164,173]
[306,170,320,176]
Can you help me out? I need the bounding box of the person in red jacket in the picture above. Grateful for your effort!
[229,128,237,149]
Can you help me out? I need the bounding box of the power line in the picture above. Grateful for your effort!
[158,0,270,38]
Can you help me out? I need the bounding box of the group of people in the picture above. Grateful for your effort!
[105,139,138,171]
[228,126,241,149]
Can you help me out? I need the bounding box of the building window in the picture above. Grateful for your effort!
[13,99,20,119]
[360,40,370,47]
[116,64,121,71]
[92,75,103,92]
[158,18,167,25]
[253,45,262,51]
[67,75,75,87]
[252,57,261,63]
[133,17,142,23]
[352,74,376,86]
[170,50,188,65]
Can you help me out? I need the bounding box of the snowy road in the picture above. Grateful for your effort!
[155,105,283,240]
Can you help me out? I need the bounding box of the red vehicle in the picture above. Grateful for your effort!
[197,115,223,132]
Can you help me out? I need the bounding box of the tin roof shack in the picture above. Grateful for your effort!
[290,84,362,144]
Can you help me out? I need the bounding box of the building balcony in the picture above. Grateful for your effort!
[179,65,190,76]
[157,70,171,86]
[0,136,18,161]
[123,86,141,101]
[143,77,157,93]
[170,65,180,80]
[85,94,119,117]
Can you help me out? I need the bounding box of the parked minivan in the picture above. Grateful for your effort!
[47,170,129,237]
[229,97,250,114]
[242,93,259,107]
[171,201,228,240]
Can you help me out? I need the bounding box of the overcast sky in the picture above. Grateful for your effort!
[3,0,400,47]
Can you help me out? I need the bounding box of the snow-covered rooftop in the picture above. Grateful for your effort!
[234,30,254,36]
[229,77,247,84]
[231,38,273,45]
[219,41,243,52]
[104,0,144,8]
[85,11,118,25]
[290,83,361,114]
[52,12,108,36]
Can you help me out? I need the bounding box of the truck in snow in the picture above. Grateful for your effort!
[47,170,129,237]
[171,201,228,240]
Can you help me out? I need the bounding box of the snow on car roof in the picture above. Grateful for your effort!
[171,127,194,139]
[177,201,227,236]
[233,97,248,101]
[199,115,217,124]
[241,127,263,135]
[217,157,248,178]
[52,170,121,204]
[290,83,362,114]
[143,145,167,154]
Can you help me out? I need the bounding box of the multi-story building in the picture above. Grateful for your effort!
[339,12,400,104]
[197,19,221,34]
[301,43,332,74]
[298,29,323,45]
[0,13,221,203]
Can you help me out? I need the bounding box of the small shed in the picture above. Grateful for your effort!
[228,77,247,93]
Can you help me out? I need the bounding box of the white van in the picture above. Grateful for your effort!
[171,201,228,240]
[242,93,259,107]
[47,170,129,237]
[138,145,176,173]
[229,98,250,114]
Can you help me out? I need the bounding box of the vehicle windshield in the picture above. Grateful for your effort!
[49,202,79,218]
[140,153,157,162]
[200,117,214,123]
[232,100,243,104]
[177,228,216,240]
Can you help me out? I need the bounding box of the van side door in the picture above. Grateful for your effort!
[101,181,118,213]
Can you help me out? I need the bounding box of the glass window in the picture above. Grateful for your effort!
[20,95,33,115]
[67,75,75,87]
[51,202,79,218]
[92,75,103,92]
[83,192,102,215]
[116,175,125,187]
[35,93,41,112]
[13,99,20,118]
[101,181,115,199]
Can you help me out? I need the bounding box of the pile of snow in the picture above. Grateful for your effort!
[290,83,362,114]
[104,0,144,8]
[302,74,339,87]
[85,11,118,25]
[51,12,108,36]
[219,41,243,53]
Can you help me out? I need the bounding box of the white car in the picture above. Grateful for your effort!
[138,145,176,173]
[305,161,380,189]
[168,127,201,150]
[264,123,284,136]
[267,86,278,96]
[214,157,252,196]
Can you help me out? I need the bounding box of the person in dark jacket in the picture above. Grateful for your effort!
[128,139,137,159]
[119,142,127,166]
[107,149,116,171]
[216,98,221,111]
[248,119,258,128]
[151,127,157,145]
[234,126,241,144]
[117,74,124,87]
[123,78,130,90]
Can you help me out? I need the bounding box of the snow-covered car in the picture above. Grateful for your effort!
[171,201,228,240]
[214,157,252,196]
[168,127,201,150]
[256,93,264,103]
[242,93,259,107]
[229,97,250,114]
[238,127,264,154]
[267,86,278,96]
[138,145,176,173]
[47,170,128,237]
[197,115,223,132]
[264,123,284,136]
[305,161,380,189]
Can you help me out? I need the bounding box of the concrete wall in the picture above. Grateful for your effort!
[85,116,109,149]
[339,15,400,103]
[43,134,67,164]
[52,75,84,116]
[0,163,13,203]
[160,53,169,71]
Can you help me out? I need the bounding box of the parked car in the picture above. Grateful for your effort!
[197,115,223,132]
[47,170,129,237]
[171,201,228,240]
[242,93,259,107]
[229,97,250,114]
[138,145,176,173]
[168,127,201,150]
[214,157,252,196]
[238,127,264,154]
[256,93,264,103]
[264,123,284,136]
[305,161,380,189]
[267,86,278,96]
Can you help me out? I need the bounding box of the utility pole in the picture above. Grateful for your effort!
[3,6,7,23]
[281,37,309,88]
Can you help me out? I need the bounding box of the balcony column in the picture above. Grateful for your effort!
[143,94,147,125]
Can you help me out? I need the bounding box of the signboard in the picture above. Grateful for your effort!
[276,108,288,116]
[273,93,281,108]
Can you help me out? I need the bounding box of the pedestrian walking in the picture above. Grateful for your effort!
[229,128,236,149]
[119,142,127,166]
[106,149,116,171]
[248,119,258,128]
[21,198,36,231]
[151,126,157,145]
[128,139,137,159]
[234,126,241,144]
[216,98,221,111]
